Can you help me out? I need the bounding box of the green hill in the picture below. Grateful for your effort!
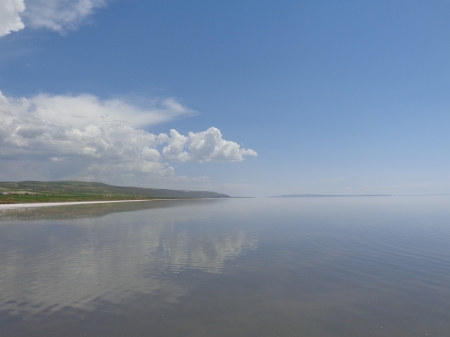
[0,181,229,204]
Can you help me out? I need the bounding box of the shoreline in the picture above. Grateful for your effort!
[0,199,150,210]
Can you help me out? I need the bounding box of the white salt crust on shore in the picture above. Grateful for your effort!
[0,200,148,210]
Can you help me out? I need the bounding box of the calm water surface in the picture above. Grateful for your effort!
[0,197,449,336]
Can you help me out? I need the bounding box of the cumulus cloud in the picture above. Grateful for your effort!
[0,0,108,37]
[0,91,257,185]
[22,0,107,33]
[163,128,258,162]
[0,0,25,37]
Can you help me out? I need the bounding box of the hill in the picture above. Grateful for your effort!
[0,181,229,204]
[272,194,391,197]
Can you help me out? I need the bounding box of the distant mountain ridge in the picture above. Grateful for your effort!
[272,194,450,197]
[0,181,229,199]
[272,194,391,198]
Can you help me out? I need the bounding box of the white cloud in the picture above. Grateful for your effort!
[162,129,190,162]
[0,91,257,186]
[28,93,195,129]
[163,128,258,162]
[22,0,107,33]
[0,0,25,37]
[0,0,108,37]
[188,127,257,162]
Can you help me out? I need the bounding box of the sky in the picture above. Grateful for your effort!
[0,0,450,197]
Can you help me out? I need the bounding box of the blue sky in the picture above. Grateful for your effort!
[1,0,450,196]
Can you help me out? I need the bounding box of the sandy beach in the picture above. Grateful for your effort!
[0,200,147,210]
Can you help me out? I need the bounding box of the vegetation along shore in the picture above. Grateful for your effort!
[0,181,229,204]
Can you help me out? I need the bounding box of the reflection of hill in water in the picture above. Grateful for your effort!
[0,199,223,221]
[0,202,258,315]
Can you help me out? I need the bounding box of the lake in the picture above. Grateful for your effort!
[1,197,449,336]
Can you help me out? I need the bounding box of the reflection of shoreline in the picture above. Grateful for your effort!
[0,199,227,221]
[0,198,230,211]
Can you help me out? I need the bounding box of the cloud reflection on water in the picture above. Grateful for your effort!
[0,200,258,315]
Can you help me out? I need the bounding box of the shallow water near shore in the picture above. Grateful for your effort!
[1,197,449,336]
